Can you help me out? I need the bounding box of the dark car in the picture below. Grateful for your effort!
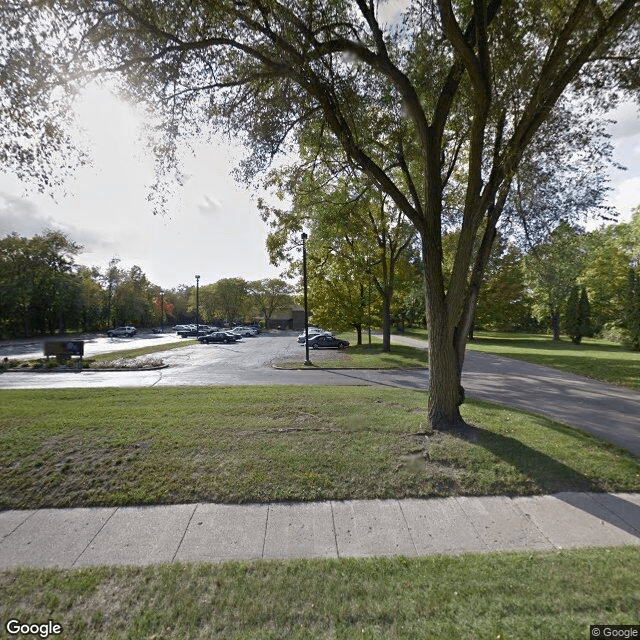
[198,331,240,344]
[307,334,349,349]
[178,325,218,338]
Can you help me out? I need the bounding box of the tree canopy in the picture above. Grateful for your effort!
[3,0,639,428]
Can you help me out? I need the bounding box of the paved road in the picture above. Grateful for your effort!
[2,331,639,455]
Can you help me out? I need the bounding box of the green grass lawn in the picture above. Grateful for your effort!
[275,333,428,369]
[1,386,638,509]
[1,547,639,639]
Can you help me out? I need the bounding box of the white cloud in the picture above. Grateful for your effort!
[608,176,640,221]
[608,101,640,140]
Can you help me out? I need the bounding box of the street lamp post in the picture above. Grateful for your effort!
[195,275,200,336]
[367,267,372,345]
[302,232,312,366]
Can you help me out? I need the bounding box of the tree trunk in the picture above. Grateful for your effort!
[427,319,466,429]
[355,323,362,345]
[551,310,560,341]
[381,290,392,352]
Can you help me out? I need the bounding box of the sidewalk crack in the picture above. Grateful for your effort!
[261,505,270,558]
[71,507,118,567]
[510,497,556,549]
[172,504,198,562]
[453,498,490,551]
[330,502,340,558]
[0,510,37,542]
[397,500,418,556]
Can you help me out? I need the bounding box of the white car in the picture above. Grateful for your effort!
[173,324,195,332]
[230,326,258,337]
[297,327,328,343]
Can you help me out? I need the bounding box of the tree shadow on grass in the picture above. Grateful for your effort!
[452,423,640,539]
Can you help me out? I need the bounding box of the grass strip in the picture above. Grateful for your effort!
[86,340,197,363]
[1,547,639,639]
[275,333,427,369]
[3,340,197,370]
[1,386,638,509]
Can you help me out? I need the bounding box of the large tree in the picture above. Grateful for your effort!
[524,221,586,341]
[3,0,639,428]
[210,278,250,324]
[0,230,83,337]
[473,238,532,332]
[247,278,293,325]
[262,163,416,351]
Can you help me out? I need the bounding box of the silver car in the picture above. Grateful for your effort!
[107,326,137,337]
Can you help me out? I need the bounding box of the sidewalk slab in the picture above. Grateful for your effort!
[0,510,35,539]
[175,503,267,563]
[513,493,640,548]
[591,493,640,536]
[263,502,337,559]
[332,500,416,558]
[74,504,197,567]
[401,497,488,555]
[1,493,639,569]
[456,496,552,551]
[0,507,116,569]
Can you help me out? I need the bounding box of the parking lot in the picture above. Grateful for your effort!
[0,331,184,361]
[0,329,372,390]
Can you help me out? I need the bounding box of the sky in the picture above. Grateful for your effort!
[0,85,639,291]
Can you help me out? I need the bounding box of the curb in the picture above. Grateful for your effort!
[1,364,169,374]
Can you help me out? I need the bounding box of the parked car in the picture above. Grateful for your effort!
[178,325,218,338]
[297,327,328,343]
[107,326,137,338]
[198,331,240,344]
[307,334,349,349]
[230,326,258,337]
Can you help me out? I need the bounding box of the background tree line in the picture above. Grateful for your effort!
[293,205,640,351]
[0,230,293,338]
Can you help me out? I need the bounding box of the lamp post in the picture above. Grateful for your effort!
[367,267,372,345]
[195,275,200,336]
[301,232,312,366]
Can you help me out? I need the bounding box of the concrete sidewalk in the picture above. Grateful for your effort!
[1,492,640,569]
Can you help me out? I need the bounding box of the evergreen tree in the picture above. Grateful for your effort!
[565,285,591,344]
[565,286,581,344]
[578,286,592,340]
